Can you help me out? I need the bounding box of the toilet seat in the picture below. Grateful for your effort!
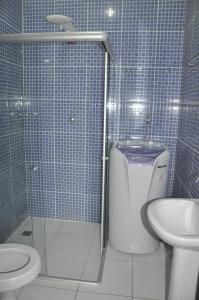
[0,244,41,292]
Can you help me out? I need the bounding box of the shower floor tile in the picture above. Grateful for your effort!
[8,217,168,299]
[45,220,101,280]
[47,233,93,259]
[8,217,102,282]
[79,259,133,297]
[132,261,165,300]
[106,242,132,261]
[81,259,101,281]
[47,255,85,279]
[76,292,132,300]
[58,220,97,236]
[18,284,76,300]
[17,239,169,300]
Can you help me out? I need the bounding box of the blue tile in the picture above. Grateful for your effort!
[55,66,87,101]
[119,102,150,138]
[150,104,179,137]
[0,0,27,240]
[87,0,123,32]
[122,0,158,31]
[11,163,27,198]
[0,170,13,209]
[10,133,25,167]
[0,0,22,32]
[121,31,157,67]
[55,132,86,164]
[55,0,88,32]
[24,66,54,100]
[85,134,103,165]
[55,163,85,195]
[174,0,199,200]
[0,204,14,242]
[13,191,28,229]
[23,0,55,33]
[55,192,85,221]
[20,0,187,223]
[54,100,86,133]
[86,101,104,134]
[157,0,186,31]
[155,32,184,67]
[0,136,10,173]
[85,163,102,195]
[84,194,101,223]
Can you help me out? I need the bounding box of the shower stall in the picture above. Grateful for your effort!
[0,30,114,282]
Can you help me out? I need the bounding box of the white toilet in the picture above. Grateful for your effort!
[0,244,41,300]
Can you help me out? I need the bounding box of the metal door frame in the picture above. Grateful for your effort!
[101,51,110,253]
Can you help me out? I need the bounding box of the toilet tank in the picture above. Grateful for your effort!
[109,140,169,254]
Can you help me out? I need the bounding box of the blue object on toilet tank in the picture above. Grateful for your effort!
[116,140,165,165]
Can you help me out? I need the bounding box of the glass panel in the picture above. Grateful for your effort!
[6,216,34,248]
[0,37,35,250]
[32,217,47,276]
[23,55,47,275]
[0,40,106,282]
[23,42,105,281]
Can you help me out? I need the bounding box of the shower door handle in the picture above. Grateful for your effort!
[101,156,109,161]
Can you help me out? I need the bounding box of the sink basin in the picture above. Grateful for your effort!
[147,198,199,300]
[148,198,199,249]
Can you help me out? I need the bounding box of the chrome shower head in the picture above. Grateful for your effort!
[46,15,75,32]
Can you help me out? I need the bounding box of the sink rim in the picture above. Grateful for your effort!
[147,198,199,249]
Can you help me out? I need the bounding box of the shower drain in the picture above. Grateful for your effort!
[22,230,33,236]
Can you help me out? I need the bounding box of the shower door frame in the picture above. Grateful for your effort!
[32,49,111,285]
[0,32,113,283]
[101,51,110,253]
[35,49,111,284]
[37,49,111,284]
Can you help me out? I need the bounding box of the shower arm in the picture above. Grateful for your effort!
[0,31,115,63]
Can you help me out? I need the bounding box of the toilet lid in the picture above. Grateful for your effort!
[0,249,30,273]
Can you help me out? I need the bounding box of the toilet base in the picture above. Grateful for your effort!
[0,291,16,300]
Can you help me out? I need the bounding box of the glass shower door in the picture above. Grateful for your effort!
[24,41,106,282]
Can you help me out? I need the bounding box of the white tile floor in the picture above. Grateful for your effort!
[8,218,171,300]
[7,217,101,281]
[17,242,170,299]
[17,243,170,300]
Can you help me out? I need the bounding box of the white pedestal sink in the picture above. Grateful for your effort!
[147,198,199,300]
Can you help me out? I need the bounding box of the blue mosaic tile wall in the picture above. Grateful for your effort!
[0,0,28,242]
[173,0,199,198]
[23,0,186,222]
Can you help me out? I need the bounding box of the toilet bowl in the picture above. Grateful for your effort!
[0,244,41,300]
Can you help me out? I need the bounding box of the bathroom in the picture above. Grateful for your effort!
[0,0,199,299]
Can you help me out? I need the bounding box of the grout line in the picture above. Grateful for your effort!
[179,177,192,197]
[53,38,57,220]
[8,129,15,231]
[178,137,199,155]
[0,16,21,33]
[79,224,98,280]
[75,290,133,298]
[149,0,161,138]
[0,58,23,67]
[24,64,183,69]
[74,285,80,300]
[83,42,89,222]
[21,0,24,34]
[184,7,199,31]
[21,0,30,221]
